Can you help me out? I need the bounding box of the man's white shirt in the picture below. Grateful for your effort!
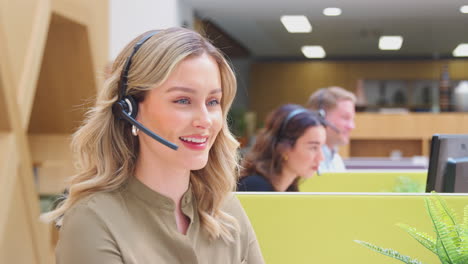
[318,145,346,173]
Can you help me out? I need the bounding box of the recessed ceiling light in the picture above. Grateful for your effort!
[323,7,342,16]
[301,46,326,58]
[460,5,468,13]
[280,15,312,33]
[453,43,468,57]
[378,36,403,50]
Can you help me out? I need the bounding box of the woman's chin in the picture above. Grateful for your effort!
[302,171,316,179]
[187,158,209,171]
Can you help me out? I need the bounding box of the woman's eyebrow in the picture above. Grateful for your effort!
[166,86,196,94]
[166,86,222,94]
[209,88,222,94]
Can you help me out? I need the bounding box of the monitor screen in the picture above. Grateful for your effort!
[426,134,468,192]
[443,157,468,193]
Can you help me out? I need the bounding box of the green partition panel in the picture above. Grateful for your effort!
[237,193,468,264]
[299,171,427,192]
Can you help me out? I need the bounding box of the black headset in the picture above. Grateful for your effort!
[317,89,327,119]
[315,88,341,134]
[112,31,178,150]
[277,108,310,138]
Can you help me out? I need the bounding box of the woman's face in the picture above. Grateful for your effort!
[283,126,326,178]
[137,53,223,171]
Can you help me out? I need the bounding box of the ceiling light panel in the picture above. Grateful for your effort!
[379,36,403,50]
[301,46,326,58]
[453,43,468,57]
[460,5,468,13]
[280,15,312,33]
[323,7,342,16]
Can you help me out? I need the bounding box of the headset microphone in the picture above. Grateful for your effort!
[113,31,179,151]
[328,123,341,135]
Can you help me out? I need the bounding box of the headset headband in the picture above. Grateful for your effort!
[118,31,160,100]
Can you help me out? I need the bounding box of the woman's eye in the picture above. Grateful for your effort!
[207,99,220,106]
[174,98,190,104]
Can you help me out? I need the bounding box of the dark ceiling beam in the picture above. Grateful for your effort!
[195,18,250,58]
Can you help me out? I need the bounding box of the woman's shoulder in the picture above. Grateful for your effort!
[237,174,274,191]
[56,190,128,262]
[61,189,126,228]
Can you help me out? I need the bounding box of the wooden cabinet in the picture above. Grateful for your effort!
[340,113,468,158]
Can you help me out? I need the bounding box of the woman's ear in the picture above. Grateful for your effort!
[279,143,293,161]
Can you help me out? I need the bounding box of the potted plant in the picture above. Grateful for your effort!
[228,108,248,146]
[355,193,468,264]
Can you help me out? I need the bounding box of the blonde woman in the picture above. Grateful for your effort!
[43,27,264,264]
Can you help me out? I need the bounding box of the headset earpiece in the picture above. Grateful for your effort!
[317,89,327,118]
[318,108,326,119]
[316,88,341,134]
[112,96,138,120]
[123,96,138,118]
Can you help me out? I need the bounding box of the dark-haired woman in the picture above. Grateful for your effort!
[238,104,326,192]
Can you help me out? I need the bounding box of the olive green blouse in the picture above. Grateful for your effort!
[56,177,264,264]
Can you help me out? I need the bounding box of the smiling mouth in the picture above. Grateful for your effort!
[179,136,208,144]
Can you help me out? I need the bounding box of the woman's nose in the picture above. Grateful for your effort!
[317,148,325,162]
[192,105,212,129]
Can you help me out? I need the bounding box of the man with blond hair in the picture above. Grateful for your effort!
[306,86,356,172]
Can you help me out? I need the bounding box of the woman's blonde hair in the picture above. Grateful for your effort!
[42,27,240,241]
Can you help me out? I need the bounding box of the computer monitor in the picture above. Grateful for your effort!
[426,134,468,192]
[443,157,468,193]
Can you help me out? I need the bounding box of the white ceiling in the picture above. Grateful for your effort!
[185,0,468,59]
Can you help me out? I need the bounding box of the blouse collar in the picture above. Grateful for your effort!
[126,176,194,212]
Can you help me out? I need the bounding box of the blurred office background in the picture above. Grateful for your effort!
[2,0,468,263]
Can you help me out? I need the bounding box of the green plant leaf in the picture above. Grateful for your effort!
[426,194,465,264]
[354,240,426,264]
[397,223,436,254]
[355,194,468,264]
[427,201,455,263]
[392,176,425,193]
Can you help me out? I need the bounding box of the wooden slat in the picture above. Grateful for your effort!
[0,3,19,241]
[0,0,41,89]
[0,179,37,264]
[0,133,17,239]
[17,0,51,129]
[0,73,11,130]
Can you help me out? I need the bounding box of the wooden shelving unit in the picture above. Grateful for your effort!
[340,113,468,158]
[0,0,108,263]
